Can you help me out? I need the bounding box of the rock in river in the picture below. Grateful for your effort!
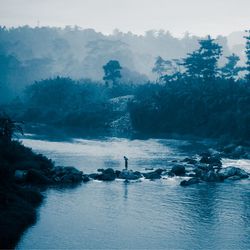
[217,166,249,180]
[180,178,200,186]
[170,165,186,176]
[98,168,116,181]
[119,169,142,180]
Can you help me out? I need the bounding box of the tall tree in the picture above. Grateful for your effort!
[152,56,169,82]
[153,57,182,83]
[245,30,250,83]
[0,113,23,142]
[220,53,242,80]
[102,60,122,86]
[183,35,222,81]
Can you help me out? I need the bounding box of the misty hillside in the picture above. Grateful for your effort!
[0,26,247,102]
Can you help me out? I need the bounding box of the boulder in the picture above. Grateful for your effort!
[143,169,163,180]
[119,170,142,180]
[51,166,83,184]
[98,168,116,181]
[82,174,90,182]
[63,166,81,174]
[180,178,200,186]
[115,170,121,177]
[217,167,249,180]
[60,174,80,183]
[195,163,213,171]
[182,158,197,165]
[200,155,222,167]
[170,165,186,176]
[88,173,100,180]
[200,170,221,182]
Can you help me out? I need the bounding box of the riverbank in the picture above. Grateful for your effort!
[1,135,249,249]
[0,139,84,249]
[17,136,250,249]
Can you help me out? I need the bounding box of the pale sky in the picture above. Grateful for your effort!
[0,0,249,37]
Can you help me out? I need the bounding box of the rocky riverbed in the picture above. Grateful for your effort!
[3,137,249,249]
[50,149,249,186]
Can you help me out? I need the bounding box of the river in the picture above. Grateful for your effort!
[17,136,250,249]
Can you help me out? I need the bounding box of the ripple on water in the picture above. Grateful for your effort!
[17,137,250,249]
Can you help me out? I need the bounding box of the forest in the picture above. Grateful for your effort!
[0,27,250,141]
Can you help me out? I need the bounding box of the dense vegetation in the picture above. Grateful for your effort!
[0,28,249,248]
[0,112,86,248]
[0,26,245,102]
[130,33,250,140]
[1,29,250,141]
[0,113,53,248]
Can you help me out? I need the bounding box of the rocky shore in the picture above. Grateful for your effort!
[0,139,84,249]
[79,147,249,186]
[82,144,250,186]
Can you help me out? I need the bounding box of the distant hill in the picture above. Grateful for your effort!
[0,26,247,102]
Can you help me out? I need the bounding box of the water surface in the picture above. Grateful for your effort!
[17,137,250,249]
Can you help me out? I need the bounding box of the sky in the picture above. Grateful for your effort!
[0,0,249,37]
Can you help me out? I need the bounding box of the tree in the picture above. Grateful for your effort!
[152,56,169,82]
[161,59,184,83]
[102,60,122,86]
[220,53,243,80]
[153,57,183,83]
[245,30,250,83]
[183,35,222,81]
[0,113,23,142]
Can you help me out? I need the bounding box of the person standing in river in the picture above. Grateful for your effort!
[124,156,128,170]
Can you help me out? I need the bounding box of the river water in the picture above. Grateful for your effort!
[17,136,250,249]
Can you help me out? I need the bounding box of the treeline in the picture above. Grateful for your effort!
[6,77,135,132]
[2,31,250,141]
[0,25,243,102]
[130,32,250,140]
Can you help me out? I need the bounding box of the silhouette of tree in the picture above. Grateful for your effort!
[220,53,243,80]
[245,30,250,83]
[183,36,222,81]
[103,60,122,86]
[0,114,23,142]
[152,56,169,82]
[160,59,184,83]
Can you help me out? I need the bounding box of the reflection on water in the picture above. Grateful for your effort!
[17,137,250,249]
[123,181,129,200]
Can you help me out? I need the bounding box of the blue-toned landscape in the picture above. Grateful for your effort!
[17,136,250,249]
[0,0,250,249]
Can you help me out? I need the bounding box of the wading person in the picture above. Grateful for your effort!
[124,156,128,170]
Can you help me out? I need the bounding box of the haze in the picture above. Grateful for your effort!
[0,0,250,37]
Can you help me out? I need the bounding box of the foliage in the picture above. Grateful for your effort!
[0,113,23,142]
[152,56,182,83]
[129,79,250,140]
[245,30,250,83]
[220,53,243,80]
[182,36,222,81]
[12,77,124,130]
[103,60,122,86]
[2,33,250,142]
